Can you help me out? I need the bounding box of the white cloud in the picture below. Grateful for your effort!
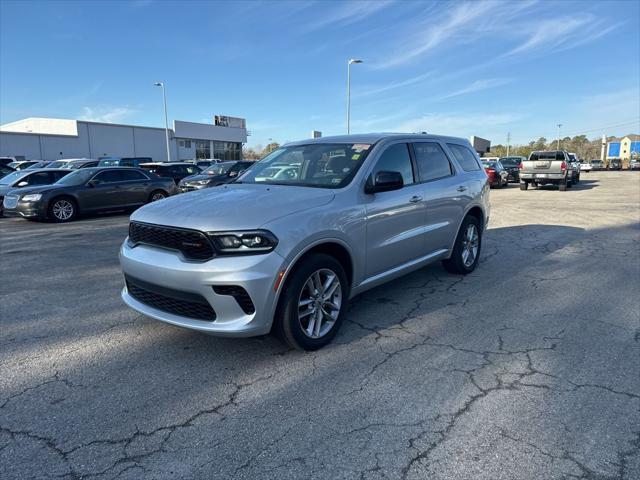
[436,78,513,101]
[300,0,395,32]
[79,106,136,123]
[373,1,497,69]
[393,112,522,136]
[356,71,436,98]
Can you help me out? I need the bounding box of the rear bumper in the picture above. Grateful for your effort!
[520,173,565,182]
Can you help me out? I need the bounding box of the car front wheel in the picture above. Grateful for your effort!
[442,215,482,274]
[275,253,349,350]
[48,197,77,222]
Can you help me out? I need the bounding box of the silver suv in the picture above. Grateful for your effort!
[120,134,490,350]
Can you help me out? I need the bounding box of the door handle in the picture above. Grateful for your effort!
[409,195,423,203]
[456,185,468,192]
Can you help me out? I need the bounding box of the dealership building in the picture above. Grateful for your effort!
[0,115,247,162]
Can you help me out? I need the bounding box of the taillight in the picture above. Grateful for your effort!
[560,161,567,171]
[518,163,523,170]
[486,168,495,173]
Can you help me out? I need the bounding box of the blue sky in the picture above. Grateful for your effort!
[1,0,638,147]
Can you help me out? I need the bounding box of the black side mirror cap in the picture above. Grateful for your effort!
[365,171,404,194]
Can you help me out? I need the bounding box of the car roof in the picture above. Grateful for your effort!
[285,132,470,146]
[139,162,193,166]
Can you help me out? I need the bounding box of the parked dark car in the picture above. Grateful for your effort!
[64,159,100,169]
[2,167,177,222]
[0,157,17,168]
[139,162,201,185]
[194,159,222,169]
[25,161,53,169]
[482,160,508,188]
[498,156,523,183]
[178,161,254,192]
[0,165,15,176]
[0,169,71,216]
[98,157,152,168]
[7,161,41,170]
[609,159,622,170]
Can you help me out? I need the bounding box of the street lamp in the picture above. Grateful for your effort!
[346,59,363,134]
[556,123,563,150]
[154,82,171,162]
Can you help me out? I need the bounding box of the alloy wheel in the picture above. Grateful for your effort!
[151,192,166,202]
[461,224,479,267]
[297,268,342,339]
[52,200,74,221]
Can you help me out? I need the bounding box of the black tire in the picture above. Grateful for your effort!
[559,181,567,191]
[520,182,528,190]
[274,253,349,351]
[442,215,482,275]
[148,190,168,203]
[48,196,77,223]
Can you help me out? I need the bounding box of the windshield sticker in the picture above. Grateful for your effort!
[352,144,371,152]
[352,153,361,160]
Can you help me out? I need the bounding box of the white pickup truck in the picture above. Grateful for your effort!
[519,150,575,191]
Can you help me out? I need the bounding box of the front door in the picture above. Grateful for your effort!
[80,170,125,210]
[364,143,427,277]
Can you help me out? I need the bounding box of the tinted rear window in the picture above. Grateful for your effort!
[447,144,481,171]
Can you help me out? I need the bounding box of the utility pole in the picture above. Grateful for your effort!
[154,82,171,162]
[506,132,511,156]
[556,124,562,150]
[346,59,363,134]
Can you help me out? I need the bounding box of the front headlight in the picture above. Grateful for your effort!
[194,180,210,186]
[208,230,278,255]
[21,194,42,202]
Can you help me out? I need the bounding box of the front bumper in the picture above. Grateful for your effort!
[119,241,287,337]
[2,196,47,218]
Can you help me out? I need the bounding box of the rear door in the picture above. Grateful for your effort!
[414,142,466,253]
[118,169,151,205]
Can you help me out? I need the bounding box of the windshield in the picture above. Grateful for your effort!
[203,163,233,175]
[499,157,521,167]
[238,143,372,188]
[47,161,68,168]
[54,169,95,186]
[0,171,26,185]
[482,161,497,168]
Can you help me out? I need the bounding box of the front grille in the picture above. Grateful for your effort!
[126,275,216,321]
[213,285,256,314]
[129,221,214,260]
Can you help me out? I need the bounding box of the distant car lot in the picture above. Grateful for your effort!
[1,171,638,479]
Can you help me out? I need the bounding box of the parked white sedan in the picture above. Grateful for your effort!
[579,162,593,172]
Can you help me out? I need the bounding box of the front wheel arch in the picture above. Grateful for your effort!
[47,195,78,222]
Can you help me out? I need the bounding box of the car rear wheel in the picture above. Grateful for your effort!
[442,215,481,275]
[48,197,77,223]
[520,182,528,190]
[559,181,567,191]
[148,190,167,202]
[275,253,349,351]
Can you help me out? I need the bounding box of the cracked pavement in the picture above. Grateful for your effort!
[1,171,639,479]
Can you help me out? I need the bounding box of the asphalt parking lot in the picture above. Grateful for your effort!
[1,171,639,480]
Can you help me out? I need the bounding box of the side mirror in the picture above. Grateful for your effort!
[87,179,99,187]
[365,171,404,194]
[17,181,28,187]
[228,171,238,177]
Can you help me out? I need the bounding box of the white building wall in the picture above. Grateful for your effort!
[0,132,42,159]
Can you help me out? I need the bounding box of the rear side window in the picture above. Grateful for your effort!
[27,172,54,185]
[447,144,481,171]
[93,170,122,183]
[412,142,453,182]
[372,143,414,186]
[53,171,69,181]
[120,170,147,181]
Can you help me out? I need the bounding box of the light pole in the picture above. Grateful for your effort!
[556,123,562,150]
[154,82,171,162]
[346,59,363,134]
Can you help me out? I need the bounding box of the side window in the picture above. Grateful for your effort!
[447,144,481,171]
[412,142,453,182]
[27,172,53,185]
[53,171,69,181]
[185,165,199,175]
[372,143,414,186]
[93,170,122,184]
[120,159,135,167]
[120,170,147,181]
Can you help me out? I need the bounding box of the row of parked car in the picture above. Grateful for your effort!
[0,156,256,221]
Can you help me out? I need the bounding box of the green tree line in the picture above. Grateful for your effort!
[489,135,602,160]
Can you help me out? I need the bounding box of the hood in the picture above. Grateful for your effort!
[131,183,335,231]
[2,184,66,196]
